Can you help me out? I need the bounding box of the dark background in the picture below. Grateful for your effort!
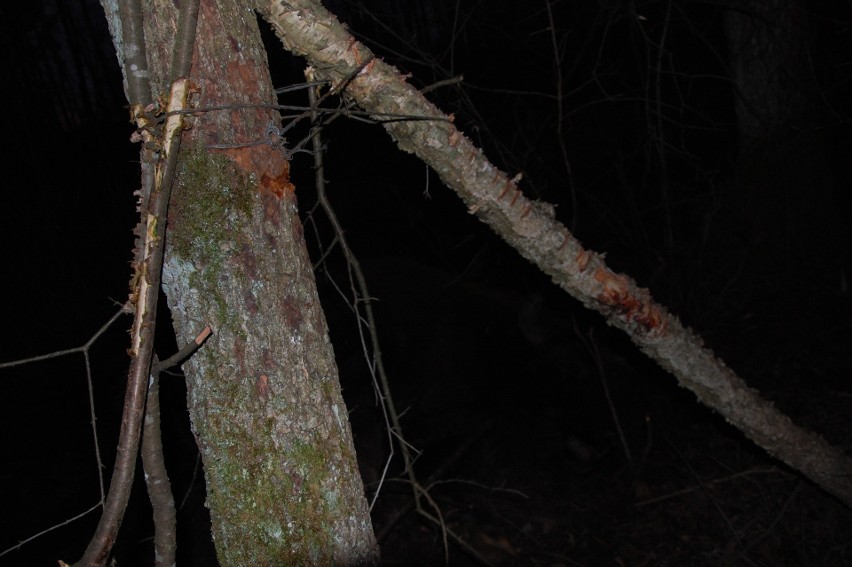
[1,1,851,565]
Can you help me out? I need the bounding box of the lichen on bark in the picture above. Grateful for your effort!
[162,136,376,565]
[154,0,377,563]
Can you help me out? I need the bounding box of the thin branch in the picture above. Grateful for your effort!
[165,100,452,123]
[76,0,199,561]
[142,325,208,567]
[170,0,201,82]
[119,0,151,106]
[83,348,107,502]
[179,451,203,511]
[418,507,495,567]
[576,324,634,471]
[635,466,787,508]
[0,306,127,506]
[544,0,577,231]
[306,69,417,511]
[420,75,464,95]
[1,501,102,559]
[155,325,211,372]
[141,356,176,567]
[0,307,127,369]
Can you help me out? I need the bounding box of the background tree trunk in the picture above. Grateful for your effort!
[724,0,839,279]
[103,0,378,563]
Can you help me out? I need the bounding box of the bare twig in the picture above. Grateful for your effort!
[575,323,634,471]
[544,0,577,232]
[155,325,212,372]
[376,421,495,543]
[305,68,415,511]
[0,306,127,508]
[179,452,203,511]
[0,307,126,369]
[418,506,496,567]
[635,466,787,507]
[0,502,102,559]
[420,75,464,95]
[304,73,483,562]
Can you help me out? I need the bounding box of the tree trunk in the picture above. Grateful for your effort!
[725,0,805,151]
[102,0,378,563]
[724,1,838,274]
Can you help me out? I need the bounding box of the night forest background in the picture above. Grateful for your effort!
[1,0,851,565]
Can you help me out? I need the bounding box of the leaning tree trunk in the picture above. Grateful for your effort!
[102,0,378,564]
[256,0,852,507]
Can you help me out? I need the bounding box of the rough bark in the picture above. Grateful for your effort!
[257,0,852,507]
[103,0,378,564]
